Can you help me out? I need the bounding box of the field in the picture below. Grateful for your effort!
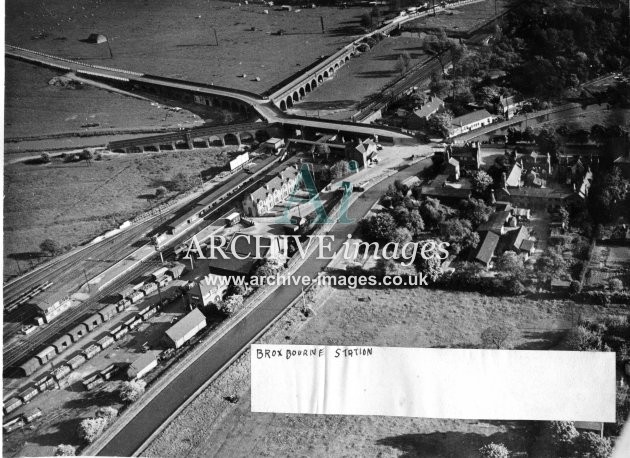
[145,285,592,457]
[6,0,369,92]
[291,36,428,119]
[3,148,235,278]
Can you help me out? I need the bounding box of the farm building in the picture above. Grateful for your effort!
[68,323,89,342]
[35,346,57,365]
[127,350,161,379]
[474,231,501,268]
[98,304,118,322]
[51,335,73,354]
[164,308,207,349]
[18,358,41,377]
[83,313,103,331]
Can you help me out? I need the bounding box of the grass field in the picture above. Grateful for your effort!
[406,0,511,34]
[3,149,235,277]
[145,285,590,457]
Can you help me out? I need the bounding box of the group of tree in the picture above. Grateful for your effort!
[119,379,146,403]
[170,172,202,192]
[395,51,412,75]
[218,294,244,317]
[588,167,630,225]
[538,421,612,458]
[40,238,63,257]
[479,442,509,458]
[76,407,119,444]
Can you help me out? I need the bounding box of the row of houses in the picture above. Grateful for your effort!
[242,165,302,217]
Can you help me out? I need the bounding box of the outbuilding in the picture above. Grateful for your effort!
[127,350,161,379]
[164,308,207,348]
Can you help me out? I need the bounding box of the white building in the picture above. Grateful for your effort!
[242,165,301,217]
[449,109,494,137]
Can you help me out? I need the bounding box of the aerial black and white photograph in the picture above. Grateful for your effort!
[2,0,630,456]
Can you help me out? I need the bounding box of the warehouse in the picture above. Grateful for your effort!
[127,351,161,379]
[163,308,207,348]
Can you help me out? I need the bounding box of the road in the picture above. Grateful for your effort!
[96,158,432,456]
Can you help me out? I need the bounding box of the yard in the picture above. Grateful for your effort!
[3,148,235,279]
[144,285,595,457]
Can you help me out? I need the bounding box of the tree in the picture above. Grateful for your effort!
[429,71,450,98]
[95,406,118,423]
[427,111,453,137]
[480,324,516,349]
[80,149,94,166]
[479,443,509,458]
[40,238,62,256]
[77,417,108,443]
[330,160,350,179]
[395,51,412,75]
[574,432,612,458]
[458,197,493,227]
[439,218,479,255]
[391,227,412,244]
[407,210,425,237]
[41,152,51,163]
[219,294,244,316]
[119,380,146,403]
[171,172,202,192]
[359,213,397,243]
[494,251,524,276]
[423,29,452,74]
[155,186,168,198]
[415,251,442,283]
[535,250,567,285]
[55,444,77,456]
[470,170,493,194]
[564,326,602,351]
[541,421,579,455]
[419,197,451,229]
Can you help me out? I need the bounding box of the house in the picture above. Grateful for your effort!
[498,226,530,255]
[511,207,531,222]
[498,95,523,119]
[345,138,378,169]
[444,158,460,181]
[495,187,573,210]
[446,142,482,170]
[406,96,445,129]
[242,165,301,217]
[127,350,161,379]
[505,162,523,188]
[187,273,230,310]
[164,308,207,349]
[477,211,511,234]
[474,231,500,267]
[449,110,494,137]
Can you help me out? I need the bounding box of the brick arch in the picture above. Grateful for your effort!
[292,90,300,102]
[299,87,306,97]
[311,78,317,89]
[280,99,287,111]
[318,74,324,83]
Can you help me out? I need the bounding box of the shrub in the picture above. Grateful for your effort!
[481,324,516,349]
[574,432,612,458]
[55,444,77,456]
[219,294,244,316]
[95,406,118,423]
[609,278,624,291]
[40,238,62,256]
[541,421,579,454]
[41,152,51,163]
[77,417,108,443]
[479,442,509,458]
[119,380,146,403]
[155,186,168,198]
[563,326,602,351]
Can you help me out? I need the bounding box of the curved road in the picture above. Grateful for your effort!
[97,158,432,456]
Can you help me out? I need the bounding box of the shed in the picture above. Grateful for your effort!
[35,346,57,364]
[19,358,42,377]
[96,334,115,350]
[83,313,103,331]
[3,397,22,414]
[98,304,118,322]
[18,385,39,403]
[68,323,89,342]
[127,350,161,379]
[164,308,207,348]
[51,334,73,354]
[166,262,186,279]
[23,407,43,423]
[67,354,87,370]
[51,364,72,382]
[82,344,101,360]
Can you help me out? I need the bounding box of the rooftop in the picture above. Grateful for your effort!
[452,109,493,127]
[129,350,161,372]
[475,231,500,265]
[411,96,444,119]
[165,308,206,343]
